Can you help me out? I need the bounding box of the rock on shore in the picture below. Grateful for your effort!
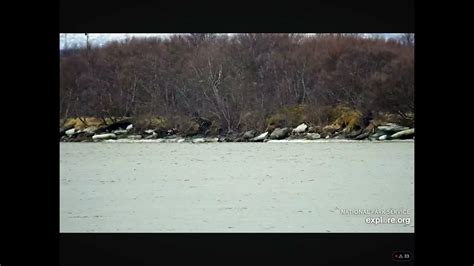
[60,116,414,143]
[251,132,269,142]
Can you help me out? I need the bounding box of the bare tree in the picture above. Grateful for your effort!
[401,33,414,46]
[60,34,414,129]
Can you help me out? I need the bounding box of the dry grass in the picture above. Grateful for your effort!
[315,105,363,133]
[331,107,363,131]
[266,105,313,129]
[62,117,107,130]
[133,115,167,131]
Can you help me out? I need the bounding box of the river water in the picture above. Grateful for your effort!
[60,141,414,232]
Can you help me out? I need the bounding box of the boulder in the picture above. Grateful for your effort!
[113,129,128,135]
[78,130,95,138]
[164,134,178,139]
[225,132,239,141]
[346,129,363,139]
[251,132,269,142]
[377,123,409,133]
[60,125,74,137]
[242,130,257,140]
[287,134,304,140]
[292,123,308,134]
[145,132,158,139]
[308,126,322,134]
[269,127,291,140]
[354,131,371,140]
[65,128,75,136]
[70,133,91,142]
[92,133,117,140]
[192,138,206,143]
[83,126,98,134]
[155,129,169,138]
[167,128,178,136]
[305,133,321,140]
[390,128,415,139]
[116,134,129,139]
[370,131,385,139]
[97,119,133,133]
[223,136,239,142]
[144,129,155,134]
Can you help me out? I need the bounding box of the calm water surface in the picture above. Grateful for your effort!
[60,142,414,232]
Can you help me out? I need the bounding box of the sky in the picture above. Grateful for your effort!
[59,33,406,50]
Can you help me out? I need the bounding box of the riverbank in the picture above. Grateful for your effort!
[60,118,415,143]
[99,138,414,143]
